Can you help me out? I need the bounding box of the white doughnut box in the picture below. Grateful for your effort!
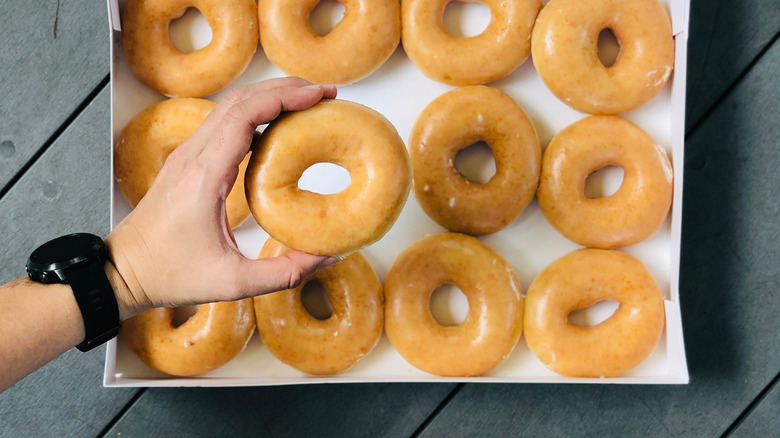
[105,0,691,386]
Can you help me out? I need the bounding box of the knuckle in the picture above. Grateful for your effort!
[190,154,207,174]
[223,86,248,106]
[224,102,247,123]
[163,146,186,167]
[285,259,306,290]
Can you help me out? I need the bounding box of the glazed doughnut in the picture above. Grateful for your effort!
[258,0,401,84]
[538,116,673,248]
[254,238,383,375]
[532,0,674,114]
[402,0,542,85]
[122,300,255,376]
[114,98,251,229]
[384,233,523,377]
[524,249,665,377]
[122,0,258,97]
[245,99,411,255]
[410,86,541,235]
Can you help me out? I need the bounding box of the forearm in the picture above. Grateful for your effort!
[0,261,137,393]
[0,277,82,392]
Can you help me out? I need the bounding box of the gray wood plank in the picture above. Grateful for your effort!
[418,33,780,438]
[105,384,457,437]
[0,87,138,437]
[686,0,780,128]
[730,377,780,438]
[0,0,108,192]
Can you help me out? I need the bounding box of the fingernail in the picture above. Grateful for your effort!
[304,84,337,91]
[319,256,340,268]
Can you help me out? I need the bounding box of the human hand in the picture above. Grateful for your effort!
[106,77,339,320]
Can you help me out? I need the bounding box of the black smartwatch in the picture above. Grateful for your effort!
[26,233,121,352]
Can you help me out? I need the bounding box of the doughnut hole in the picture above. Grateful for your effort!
[597,28,620,68]
[300,280,334,320]
[584,165,624,199]
[168,7,212,53]
[429,283,469,326]
[171,305,200,328]
[297,162,351,194]
[443,1,491,38]
[454,141,496,184]
[309,0,346,36]
[568,300,620,327]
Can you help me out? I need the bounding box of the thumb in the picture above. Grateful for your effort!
[234,251,340,298]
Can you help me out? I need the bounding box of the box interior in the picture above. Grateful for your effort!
[106,0,690,386]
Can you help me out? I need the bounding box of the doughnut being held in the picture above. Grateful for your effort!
[410,86,541,235]
[402,0,542,85]
[384,233,523,377]
[531,0,674,114]
[122,0,258,97]
[524,249,665,377]
[258,0,401,84]
[114,98,251,229]
[538,116,673,248]
[122,300,255,376]
[245,99,411,255]
[254,238,384,375]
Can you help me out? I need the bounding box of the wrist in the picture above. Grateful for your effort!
[104,260,140,321]
[105,227,153,320]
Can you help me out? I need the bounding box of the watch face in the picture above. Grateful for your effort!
[27,233,104,272]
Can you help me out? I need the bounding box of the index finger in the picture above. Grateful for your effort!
[204,77,314,129]
[202,82,338,170]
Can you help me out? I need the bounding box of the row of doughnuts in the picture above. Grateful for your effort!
[112,93,674,268]
[123,232,665,378]
[255,232,665,377]
[121,0,674,114]
[114,88,673,256]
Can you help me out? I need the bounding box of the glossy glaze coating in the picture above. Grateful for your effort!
[114,98,251,229]
[538,116,673,248]
[254,238,384,375]
[122,0,258,97]
[245,99,411,256]
[524,249,665,377]
[384,233,523,377]
[410,86,541,235]
[531,0,674,114]
[122,300,255,376]
[258,0,400,84]
[402,0,542,85]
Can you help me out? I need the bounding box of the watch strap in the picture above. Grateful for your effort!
[68,260,121,352]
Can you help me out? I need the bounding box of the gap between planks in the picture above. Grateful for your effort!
[685,29,780,141]
[0,75,109,202]
[721,370,780,437]
[97,388,147,438]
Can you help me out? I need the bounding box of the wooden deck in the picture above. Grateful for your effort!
[1,0,778,436]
